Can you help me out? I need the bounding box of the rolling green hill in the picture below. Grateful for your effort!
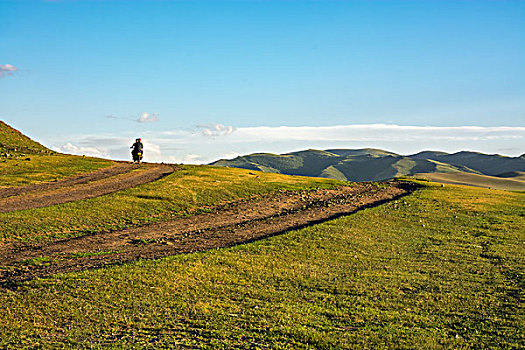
[211,149,344,177]
[410,150,525,176]
[0,120,113,186]
[0,121,51,156]
[211,148,525,187]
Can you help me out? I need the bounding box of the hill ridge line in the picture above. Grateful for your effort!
[211,148,525,183]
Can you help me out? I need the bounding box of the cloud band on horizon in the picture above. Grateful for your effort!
[50,123,525,164]
[231,124,525,142]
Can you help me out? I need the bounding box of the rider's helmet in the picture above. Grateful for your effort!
[138,138,141,142]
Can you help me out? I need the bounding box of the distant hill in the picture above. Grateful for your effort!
[0,121,51,156]
[211,148,525,185]
[414,171,525,191]
[409,150,525,176]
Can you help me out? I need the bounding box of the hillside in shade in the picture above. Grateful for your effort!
[211,148,525,183]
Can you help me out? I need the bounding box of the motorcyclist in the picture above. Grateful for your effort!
[130,138,143,163]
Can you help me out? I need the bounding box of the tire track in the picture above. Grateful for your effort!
[0,162,134,199]
[0,181,419,286]
[0,163,177,213]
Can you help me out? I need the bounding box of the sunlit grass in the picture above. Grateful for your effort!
[1,182,523,348]
[0,165,344,242]
[0,154,113,187]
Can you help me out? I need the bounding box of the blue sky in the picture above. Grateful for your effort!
[1,0,524,163]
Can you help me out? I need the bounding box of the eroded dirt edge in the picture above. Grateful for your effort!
[0,181,420,288]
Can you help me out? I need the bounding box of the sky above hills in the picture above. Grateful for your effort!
[1,0,524,163]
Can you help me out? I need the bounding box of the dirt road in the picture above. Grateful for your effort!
[0,181,419,286]
[0,163,177,213]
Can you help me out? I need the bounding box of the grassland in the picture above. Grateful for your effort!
[1,120,114,186]
[0,154,114,187]
[0,165,343,242]
[415,171,525,191]
[1,181,523,349]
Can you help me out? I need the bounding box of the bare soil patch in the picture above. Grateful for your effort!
[0,181,419,286]
[0,163,177,213]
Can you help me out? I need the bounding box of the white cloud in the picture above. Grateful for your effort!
[197,123,235,137]
[220,151,241,160]
[0,64,18,78]
[52,134,167,163]
[233,124,525,142]
[105,113,159,123]
[52,142,110,158]
[141,139,162,160]
[137,112,159,123]
[166,154,203,164]
[46,124,525,165]
[52,135,132,161]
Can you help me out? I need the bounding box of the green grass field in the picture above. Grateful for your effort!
[0,164,343,242]
[1,180,523,349]
[0,154,114,187]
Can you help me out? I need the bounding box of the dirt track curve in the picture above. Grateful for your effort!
[0,180,419,287]
[0,162,177,213]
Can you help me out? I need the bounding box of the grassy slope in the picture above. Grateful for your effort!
[0,120,49,155]
[427,151,525,176]
[0,165,344,242]
[333,156,400,182]
[319,165,347,180]
[212,154,299,174]
[285,149,342,177]
[0,155,114,187]
[1,182,523,349]
[0,121,114,186]
[429,159,482,174]
[415,171,525,191]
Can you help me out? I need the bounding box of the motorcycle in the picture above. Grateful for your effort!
[132,150,143,164]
